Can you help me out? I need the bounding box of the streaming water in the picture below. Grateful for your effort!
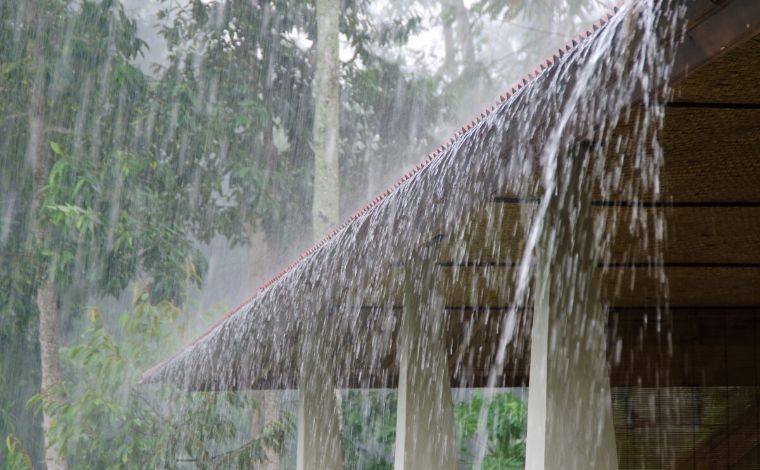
[0,0,702,467]
[145,0,686,467]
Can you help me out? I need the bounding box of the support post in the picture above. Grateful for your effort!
[394,257,457,470]
[297,312,343,470]
[526,145,618,469]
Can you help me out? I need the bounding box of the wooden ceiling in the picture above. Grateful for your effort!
[435,33,760,305]
[335,31,760,390]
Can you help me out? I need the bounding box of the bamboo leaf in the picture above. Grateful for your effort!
[49,141,63,156]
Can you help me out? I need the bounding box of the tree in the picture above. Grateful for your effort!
[1,1,221,465]
[22,0,64,466]
[0,0,457,466]
[455,391,527,469]
[341,390,397,469]
[338,389,527,469]
[32,287,292,469]
[311,0,341,239]
[150,0,443,254]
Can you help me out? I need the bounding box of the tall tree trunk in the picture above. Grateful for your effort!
[441,8,456,77]
[440,0,475,78]
[311,0,341,239]
[25,0,67,468]
[452,0,476,70]
[36,279,66,470]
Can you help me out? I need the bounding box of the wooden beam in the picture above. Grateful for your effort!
[665,101,760,109]
[444,203,760,267]
[672,0,760,82]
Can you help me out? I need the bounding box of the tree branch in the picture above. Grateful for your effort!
[45,126,75,135]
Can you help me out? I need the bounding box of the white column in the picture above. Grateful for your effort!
[526,146,618,469]
[297,312,343,470]
[394,258,457,470]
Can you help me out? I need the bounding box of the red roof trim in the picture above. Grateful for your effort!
[141,4,623,383]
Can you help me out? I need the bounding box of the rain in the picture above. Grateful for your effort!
[2,0,760,469]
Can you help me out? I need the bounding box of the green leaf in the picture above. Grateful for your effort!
[49,141,63,156]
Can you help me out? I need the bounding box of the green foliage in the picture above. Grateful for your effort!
[153,0,445,251]
[339,389,527,469]
[1,0,546,465]
[455,391,528,469]
[341,390,396,469]
[30,287,292,469]
[41,138,208,301]
[0,332,41,464]
[0,0,207,348]
[4,434,33,470]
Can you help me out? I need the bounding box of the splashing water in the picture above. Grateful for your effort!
[140,0,688,467]
[471,1,684,466]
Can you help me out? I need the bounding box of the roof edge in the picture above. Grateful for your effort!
[140,3,624,385]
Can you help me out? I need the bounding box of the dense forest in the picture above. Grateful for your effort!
[0,0,607,468]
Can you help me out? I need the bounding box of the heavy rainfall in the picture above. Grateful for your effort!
[3,0,758,469]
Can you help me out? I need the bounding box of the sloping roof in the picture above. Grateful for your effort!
[142,0,760,390]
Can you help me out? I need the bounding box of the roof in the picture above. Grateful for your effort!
[142,0,760,391]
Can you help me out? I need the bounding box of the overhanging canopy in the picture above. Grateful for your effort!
[143,0,760,391]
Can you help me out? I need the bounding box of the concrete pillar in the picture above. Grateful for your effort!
[394,258,457,470]
[526,145,618,469]
[297,312,343,470]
